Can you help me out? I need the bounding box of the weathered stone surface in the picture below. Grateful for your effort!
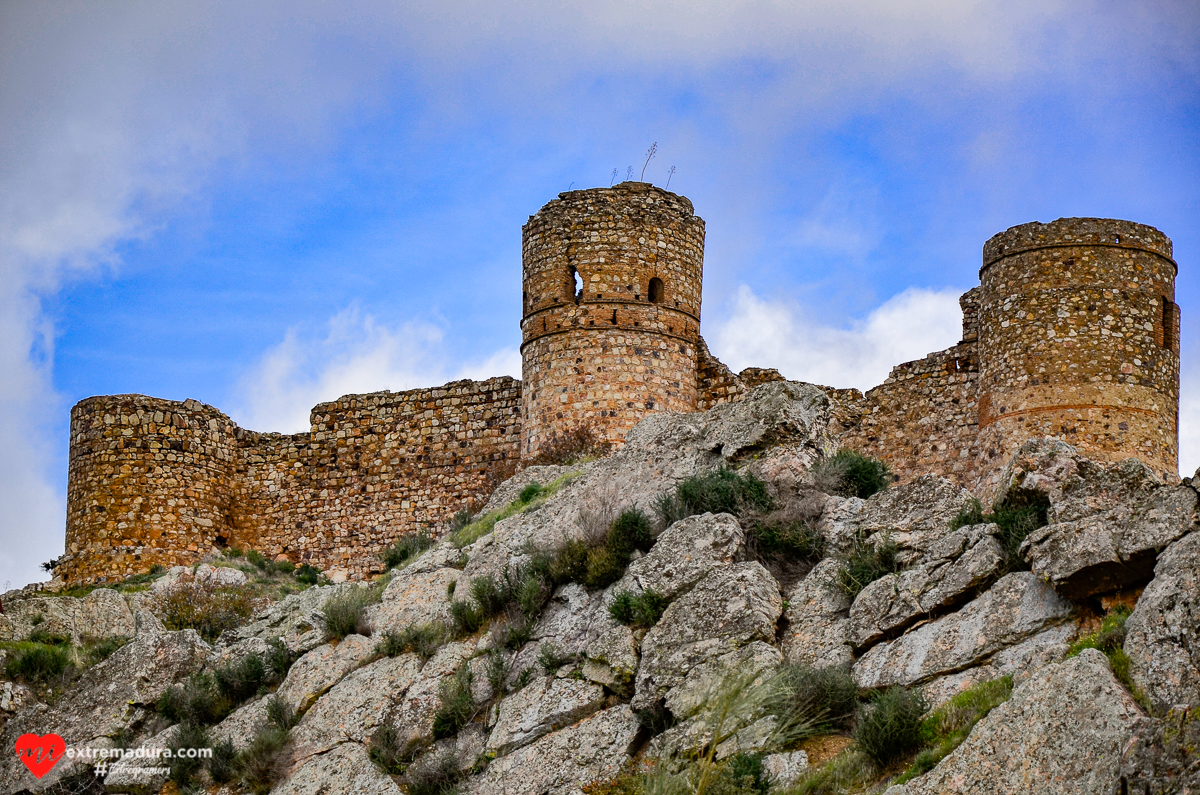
[486,675,607,756]
[0,616,209,793]
[583,620,640,695]
[0,587,134,643]
[779,558,853,670]
[916,624,1075,708]
[848,524,1005,650]
[464,704,641,795]
[853,572,1074,689]
[275,741,404,795]
[1117,708,1200,794]
[900,649,1143,795]
[820,475,978,565]
[151,562,247,593]
[664,641,782,719]
[613,512,744,602]
[0,681,34,714]
[276,634,375,712]
[365,567,459,635]
[763,751,809,789]
[391,640,478,742]
[504,583,606,680]
[289,653,423,769]
[634,562,782,713]
[209,696,271,752]
[225,583,356,656]
[103,725,177,794]
[1007,438,1198,598]
[1126,531,1200,710]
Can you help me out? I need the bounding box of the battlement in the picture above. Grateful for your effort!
[56,189,1182,584]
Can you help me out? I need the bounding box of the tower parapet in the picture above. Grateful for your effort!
[976,218,1179,484]
[519,182,705,457]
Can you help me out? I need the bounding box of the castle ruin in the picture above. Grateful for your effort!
[57,183,1181,584]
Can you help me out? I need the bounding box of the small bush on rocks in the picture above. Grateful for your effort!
[4,643,76,687]
[321,588,374,641]
[1068,605,1147,707]
[654,467,774,527]
[208,738,238,784]
[380,530,436,570]
[853,686,928,767]
[950,492,1050,572]
[237,724,292,795]
[166,721,211,786]
[772,664,859,732]
[485,649,512,696]
[431,664,478,740]
[295,563,321,585]
[538,642,575,674]
[158,672,232,727]
[379,621,452,660]
[836,531,901,599]
[897,676,1013,783]
[609,589,669,629]
[813,450,891,499]
[404,747,464,795]
[368,723,411,775]
[264,637,296,682]
[214,653,267,703]
[154,578,259,642]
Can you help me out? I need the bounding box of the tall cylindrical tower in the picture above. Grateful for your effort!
[520,182,705,458]
[60,395,238,584]
[977,218,1179,484]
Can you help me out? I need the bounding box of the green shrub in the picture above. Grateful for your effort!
[295,563,321,585]
[492,612,534,650]
[609,589,669,629]
[814,449,891,498]
[154,579,258,642]
[607,508,654,557]
[4,643,75,686]
[836,531,901,598]
[321,588,373,641]
[166,721,210,786]
[655,467,774,527]
[431,665,477,740]
[772,664,859,732]
[449,599,485,636]
[237,725,291,794]
[486,649,512,696]
[28,629,70,646]
[950,493,1050,571]
[379,622,451,660]
[854,686,928,766]
[791,748,875,795]
[749,518,826,563]
[520,482,545,503]
[264,637,296,682]
[404,747,463,795]
[538,642,574,674]
[898,676,1013,783]
[706,753,770,794]
[368,723,410,775]
[265,694,297,730]
[381,530,436,570]
[209,738,238,784]
[157,672,232,726]
[1066,605,1147,707]
[82,634,128,664]
[450,509,473,532]
[215,653,267,703]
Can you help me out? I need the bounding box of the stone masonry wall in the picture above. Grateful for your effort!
[60,378,521,584]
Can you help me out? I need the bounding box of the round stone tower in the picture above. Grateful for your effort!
[977,218,1180,483]
[59,395,238,584]
[520,182,705,458]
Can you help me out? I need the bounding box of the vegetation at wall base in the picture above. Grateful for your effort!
[654,467,774,528]
[380,529,436,570]
[836,531,902,598]
[813,450,891,499]
[526,425,613,466]
[154,578,259,642]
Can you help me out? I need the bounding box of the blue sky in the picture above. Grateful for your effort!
[2,1,1197,588]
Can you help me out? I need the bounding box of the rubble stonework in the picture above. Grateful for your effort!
[58,185,1181,584]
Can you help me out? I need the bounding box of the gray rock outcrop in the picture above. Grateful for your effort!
[486,675,607,755]
[0,587,134,643]
[612,511,744,601]
[779,558,853,669]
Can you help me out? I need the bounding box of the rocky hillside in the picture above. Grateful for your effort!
[2,381,1197,795]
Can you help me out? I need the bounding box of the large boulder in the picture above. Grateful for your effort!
[463,704,641,795]
[853,572,1074,690]
[1117,709,1200,794]
[818,475,979,565]
[611,512,744,601]
[1125,531,1200,710]
[779,558,854,670]
[274,741,405,795]
[486,675,607,756]
[390,640,478,742]
[633,562,782,714]
[276,634,376,712]
[1005,438,1198,599]
[364,567,460,635]
[847,524,1005,650]
[288,653,423,770]
[0,587,134,643]
[503,583,608,684]
[0,613,209,793]
[897,649,1143,795]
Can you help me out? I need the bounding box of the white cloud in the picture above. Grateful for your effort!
[232,306,520,434]
[711,285,965,392]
